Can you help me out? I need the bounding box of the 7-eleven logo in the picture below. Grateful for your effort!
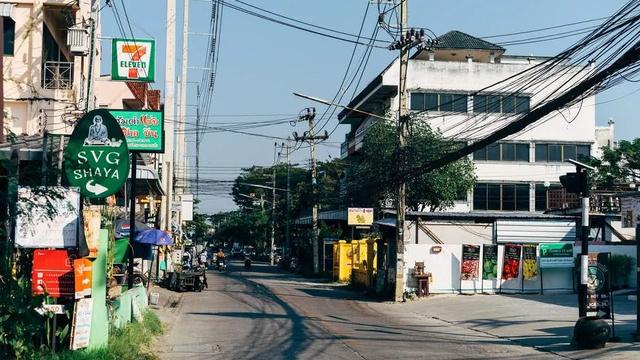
[121,44,147,79]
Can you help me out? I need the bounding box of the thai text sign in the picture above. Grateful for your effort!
[110,110,164,152]
[64,109,130,198]
[32,249,77,298]
[587,252,611,319]
[539,243,574,268]
[74,258,92,299]
[15,187,80,248]
[347,208,374,226]
[460,244,480,280]
[111,38,155,82]
[70,298,93,350]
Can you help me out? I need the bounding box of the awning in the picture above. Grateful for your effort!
[0,3,15,19]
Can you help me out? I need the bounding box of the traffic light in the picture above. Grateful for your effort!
[560,171,587,194]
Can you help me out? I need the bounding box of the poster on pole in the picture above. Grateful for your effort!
[15,187,80,248]
[587,252,611,319]
[539,243,574,268]
[482,244,498,280]
[460,244,480,280]
[70,298,93,350]
[522,244,538,280]
[502,244,522,280]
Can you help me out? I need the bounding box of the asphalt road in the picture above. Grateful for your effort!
[156,262,559,360]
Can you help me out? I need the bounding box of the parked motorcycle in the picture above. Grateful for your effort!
[244,258,252,270]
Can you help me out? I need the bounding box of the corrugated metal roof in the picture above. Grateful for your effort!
[435,30,504,52]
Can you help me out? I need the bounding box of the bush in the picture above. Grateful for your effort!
[609,254,635,290]
[0,277,46,359]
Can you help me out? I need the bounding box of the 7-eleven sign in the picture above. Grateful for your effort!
[112,38,155,82]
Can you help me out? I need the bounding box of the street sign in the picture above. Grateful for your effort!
[73,258,92,299]
[111,38,155,82]
[587,252,611,319]
[70,298,93,350]
[110,109,164,152]
[64,109,130,198]
[15,186,80,248]
[539,243,574,268]
[36,304,66,315]
[32,249,77,298]
[347,208,374,226]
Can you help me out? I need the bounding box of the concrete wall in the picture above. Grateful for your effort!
[404,243,636,295]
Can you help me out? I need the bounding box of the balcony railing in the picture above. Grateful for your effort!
[43,61,73,90]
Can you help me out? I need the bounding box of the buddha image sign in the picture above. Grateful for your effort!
[64,109,130,198]
[109,110,164,152]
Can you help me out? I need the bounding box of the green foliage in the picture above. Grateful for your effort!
[351,121,476,211]
[609,254,635,289]
[0,277,46,359]
[588,138,640,189]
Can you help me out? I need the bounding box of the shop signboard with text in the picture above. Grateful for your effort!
[347,208,374,226]
[111,38,155,82]
[109,110,164,152]
[539,243,574,268]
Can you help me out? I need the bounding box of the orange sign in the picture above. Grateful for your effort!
[74,258,92,299]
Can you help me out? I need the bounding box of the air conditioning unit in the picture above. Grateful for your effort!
[67,26,89,56]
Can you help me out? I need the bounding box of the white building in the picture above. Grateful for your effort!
[2,0,98,137]
[340,31,601,213]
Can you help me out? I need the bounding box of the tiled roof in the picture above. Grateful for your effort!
[435,30,504,51]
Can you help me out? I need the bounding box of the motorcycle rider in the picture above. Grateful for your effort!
[216,249,226,268]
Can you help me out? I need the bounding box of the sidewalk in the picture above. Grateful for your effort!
[373,292,639,359]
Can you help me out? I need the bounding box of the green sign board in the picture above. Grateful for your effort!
[109,110,164,152]
[111,38,155,82]
[64,109,130,198]
[539,243,574,268]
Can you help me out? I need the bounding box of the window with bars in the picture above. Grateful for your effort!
[410,92,468,112]
[473,183,530,211]
[473,142,529,162]
[534,143,591,162]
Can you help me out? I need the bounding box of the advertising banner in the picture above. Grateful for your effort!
[73,258,92,299]
[461,244,480,280]
[502,244,522,280]
[110,110,164,152]
[587,252,611,319]
[111,38,155,82]
[347,208,374,226]
[539,243,574,268]
[482,244,498,280]
[64,109,130,198]
[522,244,538,280]
[15,187,80,248]
[32,249,77,298]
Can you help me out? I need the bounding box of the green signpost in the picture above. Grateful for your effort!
[109,110,164,152]
[64,109,130,198]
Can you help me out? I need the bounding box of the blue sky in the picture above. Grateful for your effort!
[101,1,637,213]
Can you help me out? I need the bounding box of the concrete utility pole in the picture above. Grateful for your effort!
[178,0,189,194]
[0,15,4,143]
[294,108,328,274]
[395,0,409,302]
[161,0,177,232]
[270,142,277,266]
[285,139,292,258]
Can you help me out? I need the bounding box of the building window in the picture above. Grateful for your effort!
[535,143,591,162]
[410,92,467,112]
[473,183,530,211]
[473,94,530,114]
[473,142,529,162]
[3,17,15,55]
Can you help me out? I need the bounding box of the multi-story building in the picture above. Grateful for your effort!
[2,0,97,137]
[340,31,606,213]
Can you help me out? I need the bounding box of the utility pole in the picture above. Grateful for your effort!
[285,139,291,258]
[195,85,200,200]
[395,0,409,302]
[0,14,4,143]
[177,0,190,242]
[294,108,328,274]
[161,0,177,233]
[270,142,277,266]
[85,15,96,111]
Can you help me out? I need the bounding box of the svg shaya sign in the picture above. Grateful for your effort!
[111,38,155,82]
[109,110,164,152]
[64,109,130,198]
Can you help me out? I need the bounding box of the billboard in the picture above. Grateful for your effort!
[539,242,574,268]
[347,208,374,226]
[111,38,156,82]
[110,109,164,152]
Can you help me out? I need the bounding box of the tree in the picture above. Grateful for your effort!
[589,138,640,189]
[351,121,476,211]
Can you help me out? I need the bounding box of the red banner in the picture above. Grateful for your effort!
[32,249,77,298]
[461,244,480,280]
[502,244,522,280]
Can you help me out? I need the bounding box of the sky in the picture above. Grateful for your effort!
[100,0,639,214]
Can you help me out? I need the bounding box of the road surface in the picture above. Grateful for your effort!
[156,262,559,360]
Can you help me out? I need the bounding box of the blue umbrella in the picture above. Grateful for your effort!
[135,229,173,246]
